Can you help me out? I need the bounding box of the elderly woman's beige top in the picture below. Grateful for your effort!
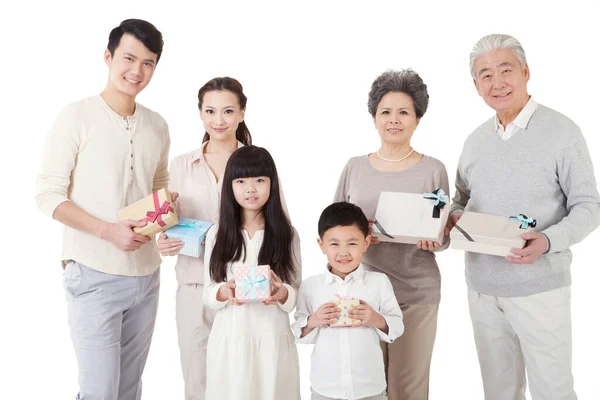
[335,154,449,304]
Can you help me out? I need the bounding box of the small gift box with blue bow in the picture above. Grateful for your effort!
[450,211,536,257]
[165,218,213,258]
[330,294,360,327]
[118,188,179,237]
[234,265,271,302]
[372,189,450,244]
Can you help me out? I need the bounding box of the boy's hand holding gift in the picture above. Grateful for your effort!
[301,302,341,338]
[263,270,289,305]
[348,300,389,334]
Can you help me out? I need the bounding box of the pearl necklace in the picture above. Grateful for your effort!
[376,148,414,163]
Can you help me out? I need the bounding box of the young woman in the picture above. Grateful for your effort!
[203,145,301,400]
[157,77,251,399]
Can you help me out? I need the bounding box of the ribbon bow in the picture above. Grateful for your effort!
[510,214,537,229]
[242,274,269,297]
[423,189,449,219]
[177,221,201,229]
[374,219,394,239]
[139,192,175,227]
[334,293,355,301]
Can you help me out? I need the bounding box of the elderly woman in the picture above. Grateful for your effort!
[334,69,449,400]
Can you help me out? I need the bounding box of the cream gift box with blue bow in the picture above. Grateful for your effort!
[165,218,213,258]
[233,265,271,302]
[450,211,536,257]
[372,189,450,244]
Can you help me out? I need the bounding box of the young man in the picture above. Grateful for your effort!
[36,19,171,399]
[292,202,404,400]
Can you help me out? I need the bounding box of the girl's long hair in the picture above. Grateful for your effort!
[209,146,295,284]
[197,77,252,145]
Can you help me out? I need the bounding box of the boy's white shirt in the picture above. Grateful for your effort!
[292,264,404,400]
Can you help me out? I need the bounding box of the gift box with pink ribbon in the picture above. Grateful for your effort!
[330,294,360,327]
[118,188,179,236]
[234,265,271,302]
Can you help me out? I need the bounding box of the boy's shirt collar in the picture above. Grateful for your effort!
[324,263,365,284]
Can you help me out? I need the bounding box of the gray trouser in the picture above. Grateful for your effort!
[468,287,576,400]
[63,261,160,400]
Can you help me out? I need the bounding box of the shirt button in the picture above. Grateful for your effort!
[130,140,133,144]
[130,166,133,170]
[126,127,130,130]
[130,154,133,158]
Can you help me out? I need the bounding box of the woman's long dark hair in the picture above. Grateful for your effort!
[209,146,296,284]
[198,77,252,145]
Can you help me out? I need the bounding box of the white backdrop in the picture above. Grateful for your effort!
[1,0,599,399]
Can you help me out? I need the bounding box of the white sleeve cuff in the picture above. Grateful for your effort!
[293,315,319,344]
[277,283,297,313]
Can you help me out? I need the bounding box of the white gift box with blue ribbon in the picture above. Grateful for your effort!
[449,211,535,257]
[372,190,450,244]
[165,218,213,258]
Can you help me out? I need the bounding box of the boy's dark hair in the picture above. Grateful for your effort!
[318,202,369,238]
[107,19,164,62]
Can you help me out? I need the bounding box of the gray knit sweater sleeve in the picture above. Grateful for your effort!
[450,151,470,215]
[540,121,600,253]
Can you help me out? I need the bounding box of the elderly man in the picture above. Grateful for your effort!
[447,34,600,399]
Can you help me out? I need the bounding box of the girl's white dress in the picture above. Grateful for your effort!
[203,226,301,400]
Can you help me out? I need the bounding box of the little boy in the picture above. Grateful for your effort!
[292,202,404,400]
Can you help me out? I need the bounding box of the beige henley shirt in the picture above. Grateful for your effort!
[36,95,170,276]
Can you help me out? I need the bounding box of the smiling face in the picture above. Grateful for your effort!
[232,176,271,212]
[318,224,371,278]
[474,48,530,117]
[104,33,157,99]
[200,90,245,141]
[374,91,419,145]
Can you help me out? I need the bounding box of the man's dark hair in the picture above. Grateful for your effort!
[107,19,164,62]
[318,202,369,238]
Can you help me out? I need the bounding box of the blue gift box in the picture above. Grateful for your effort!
[165,218,213,258]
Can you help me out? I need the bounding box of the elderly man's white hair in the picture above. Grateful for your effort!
[469,34,528,79]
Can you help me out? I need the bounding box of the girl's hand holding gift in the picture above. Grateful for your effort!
[348,299,389,333]
[264,270,288,305]
[217,280,245,306]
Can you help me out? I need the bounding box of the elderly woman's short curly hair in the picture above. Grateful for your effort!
[368,69,429,119]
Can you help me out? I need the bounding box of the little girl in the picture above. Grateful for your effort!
[203,145,301,400]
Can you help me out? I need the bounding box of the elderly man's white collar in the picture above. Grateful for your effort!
[495,97,538,131]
